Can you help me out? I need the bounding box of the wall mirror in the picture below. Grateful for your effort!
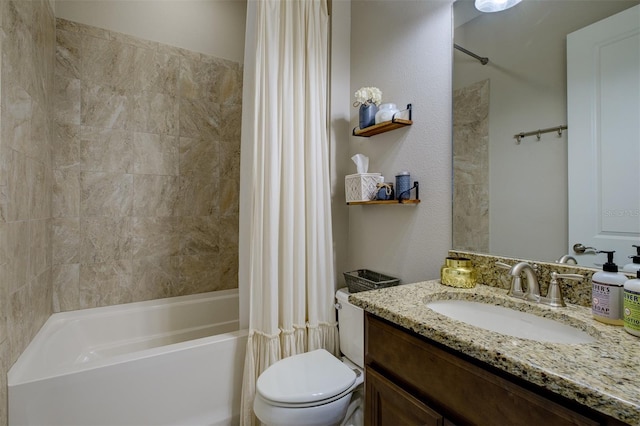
[452,0,640,267]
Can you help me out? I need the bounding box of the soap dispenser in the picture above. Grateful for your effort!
[592,250,627,325]
[623,270,640,337]
[622,245,640,274]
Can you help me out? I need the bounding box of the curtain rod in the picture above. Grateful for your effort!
[454,44,489,65]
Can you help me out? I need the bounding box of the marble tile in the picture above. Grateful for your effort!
[81,81,129,130]
[178,254,221,294]
[81,36,138,90]
[80,171,133,217]
[53,122,81,171]
[179,98,221,139]
[27,158,49,220]
[219,177,239,218]
[0,339,7,426]
[52,263,80,312]
[7,284,30,365]
[132,255,181,301]
[219,249,238,290]
[178,136,218,176]
[55,28,81,79]
[131,217,181,259]
[28,219,49,281]
[6,149,29,222]
[80,126,133,173]
[218,139,240,180]
[2,1,36,95]
[29,100,51,164]
[132,132,178,175]
[179,56,217,101]
[2,82,32,154]
[56,17,110,40]
[133,175,179,217]
[177,173,217,217]
[30,268,53,337]
[127,91,179,135]
[5,220,28,294]
[79,260,131,308]
[80,217,132,263]
[453,79,489,253]
[220,103,242,141]
[54,76,81,125]
[180,216,220,255]
[51,218,80,265]
[214,58,243,105]
[133,50,179,95]
[109,29,159,51]
[53,169,80,218]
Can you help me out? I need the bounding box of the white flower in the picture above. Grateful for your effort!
[353,86,382,107]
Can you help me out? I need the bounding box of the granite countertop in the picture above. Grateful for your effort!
[349,280,640,425]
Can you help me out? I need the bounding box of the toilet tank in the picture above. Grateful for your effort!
[335,288,364,368]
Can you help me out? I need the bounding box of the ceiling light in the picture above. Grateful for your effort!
[475,0,522,13]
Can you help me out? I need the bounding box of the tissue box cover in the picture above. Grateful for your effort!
[345,173,382,202]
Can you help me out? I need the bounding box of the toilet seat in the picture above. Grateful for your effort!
[256,349,358,407]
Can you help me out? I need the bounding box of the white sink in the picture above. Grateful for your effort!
[426,300,596,344]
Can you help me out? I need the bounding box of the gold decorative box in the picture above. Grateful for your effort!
[440,257,477,288]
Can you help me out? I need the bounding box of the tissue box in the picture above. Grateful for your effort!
[345,173,383,202]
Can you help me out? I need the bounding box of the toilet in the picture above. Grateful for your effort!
[253,288,364,426]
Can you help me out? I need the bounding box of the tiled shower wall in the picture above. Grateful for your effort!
[52,18,242,311]
[0,0,56,423]
[452,79,489,253]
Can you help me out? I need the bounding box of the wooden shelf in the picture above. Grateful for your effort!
[353,104,413,137]
[347,199,421,206]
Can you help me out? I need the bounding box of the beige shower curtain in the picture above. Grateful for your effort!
[239,0,339,424]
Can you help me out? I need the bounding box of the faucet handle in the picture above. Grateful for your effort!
[543,272,584,307]
[495,261,511,269]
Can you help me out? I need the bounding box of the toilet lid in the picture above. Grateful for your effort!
[256,349,356,405]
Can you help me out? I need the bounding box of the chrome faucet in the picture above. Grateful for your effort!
[556,254,578,265]
[495,261,540,300]
[507,262,541,302]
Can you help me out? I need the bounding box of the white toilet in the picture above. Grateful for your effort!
[253,288,365,426]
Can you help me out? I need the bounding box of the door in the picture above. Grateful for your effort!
[567,5,640,267]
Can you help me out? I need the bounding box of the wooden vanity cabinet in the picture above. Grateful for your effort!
[364,313,627,426]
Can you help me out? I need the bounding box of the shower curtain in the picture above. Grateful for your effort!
[239,0,339,424]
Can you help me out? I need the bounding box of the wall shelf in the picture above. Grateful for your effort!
[353,104,412,137]
[347,199,420,206]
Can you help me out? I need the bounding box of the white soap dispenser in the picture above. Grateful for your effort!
[591,250,627,326]
[622,245,640,274]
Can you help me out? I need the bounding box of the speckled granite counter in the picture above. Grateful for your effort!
[350,280,640,425]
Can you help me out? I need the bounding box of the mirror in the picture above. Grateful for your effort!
[452,0,640,265]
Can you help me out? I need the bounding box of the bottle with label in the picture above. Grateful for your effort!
[591,250,627,325]
[622,245,640,274]
[624,270,640,337]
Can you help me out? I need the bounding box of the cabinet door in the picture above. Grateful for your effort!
[365,367,444,426]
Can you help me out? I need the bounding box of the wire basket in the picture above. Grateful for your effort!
[343,269,400,293]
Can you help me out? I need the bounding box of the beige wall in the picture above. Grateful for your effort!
[52,18,242,311]
[345,0,454,285]
[54,0,246,63]
[0,0,56,423]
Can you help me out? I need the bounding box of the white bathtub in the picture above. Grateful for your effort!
[8,289,247,426]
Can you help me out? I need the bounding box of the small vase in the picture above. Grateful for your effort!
[359,104,378,129]
[375,103,399,124]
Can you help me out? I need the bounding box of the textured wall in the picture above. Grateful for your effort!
[52,18,242,311]
[346,1,454,285]
[0,1,56,424]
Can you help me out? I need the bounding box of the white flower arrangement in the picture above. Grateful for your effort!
[353,86,382,107]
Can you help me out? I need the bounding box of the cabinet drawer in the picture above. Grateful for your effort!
[365,313,605,426]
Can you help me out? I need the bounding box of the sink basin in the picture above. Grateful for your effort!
[426,300,596,344]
